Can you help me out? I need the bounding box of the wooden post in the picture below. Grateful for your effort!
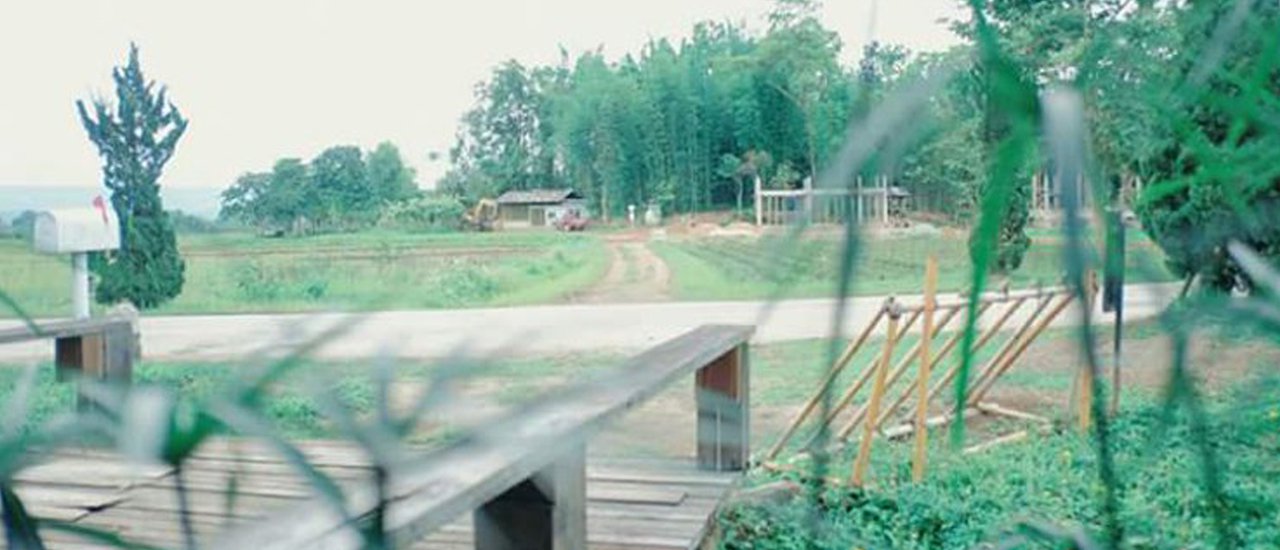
[55,319,136,410]
[879,176,889,226]
[834,306,962,442]
[852,304,901,487]
[912,257,938,482]
[1078,271,1099,432]
[697,344,750,471]
[967,293,1077,407]
[765,305,887,460]
[862,303,994,438]
[475,444,586,550]
[807,308,922,445]
[855,177,864,224]
[754,176,763,226]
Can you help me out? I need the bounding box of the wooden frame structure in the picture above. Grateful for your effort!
[211,325,753,550]
[755,175,894,227]
[763,273,1096,485]
[0,316,137,406]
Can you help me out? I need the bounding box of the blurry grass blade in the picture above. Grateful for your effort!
[2,366,40,437]
[43,519,167,550]
[0,290,41,335]
[1227,240,1280,294]
[1,485,46,550]
[117,386,176,464]
[235,313,369,404]
[1186,0,1256,90]
[206,399,364,543]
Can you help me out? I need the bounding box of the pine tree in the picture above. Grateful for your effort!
[76,44,189,309]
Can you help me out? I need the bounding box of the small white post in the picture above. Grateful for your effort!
[754,176,763,226]
[880,175,889,226]
[72,252,90,320]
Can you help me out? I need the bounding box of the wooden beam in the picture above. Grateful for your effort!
[852,307,901,487]
[475,444,586,550]
[834,304,965,442]
[912,257,938,483]
[697,344,750,471]
[966,293,1076,407]
[209,325,755,550]
[962,431,1028,455]
[975,402,1050,425]
[802,307,922,449]
[764,303,888,461]
[0,316,133,346]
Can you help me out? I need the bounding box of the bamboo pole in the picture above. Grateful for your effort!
[804,308,922,445]
[1078,271,1099,432]
[764,303,890,460]
[863,302,994,438]
[966,292,1077,407]
[962,293,1058,403]
[831,304,964,443]
[923,295,1032,407]
[852,305,901,487]
[912,256,938,482]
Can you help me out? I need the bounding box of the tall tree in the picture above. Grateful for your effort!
[366,142,419,203]
[76,44,188,309]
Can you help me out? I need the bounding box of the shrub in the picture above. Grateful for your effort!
[378,196,466,232]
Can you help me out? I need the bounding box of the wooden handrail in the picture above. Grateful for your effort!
[0,316,133,345]
[212,324,754,550]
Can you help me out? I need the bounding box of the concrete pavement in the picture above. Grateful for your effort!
[0,283,1181,363]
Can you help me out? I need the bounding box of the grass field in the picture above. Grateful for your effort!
[651,229,1177,301]
[3,319,1274,548]
[0,231,608,317]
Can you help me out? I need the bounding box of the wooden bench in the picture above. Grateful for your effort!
[212,324,754,550]
[0,316,137,400]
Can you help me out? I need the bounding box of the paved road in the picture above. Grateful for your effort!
[0,283,1181,363]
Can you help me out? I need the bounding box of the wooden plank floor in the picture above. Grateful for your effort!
[18,439,740,550]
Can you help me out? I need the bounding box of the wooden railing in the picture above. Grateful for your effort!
[0,316,137,399]
[212,324,755,550]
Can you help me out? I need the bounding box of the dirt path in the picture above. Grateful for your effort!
[572,231,671,303]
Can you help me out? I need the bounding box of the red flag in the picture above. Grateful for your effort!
[92,195,109,225]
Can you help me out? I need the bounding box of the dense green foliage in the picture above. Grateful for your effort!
[220,142,421,234]
[1132,4,1280,292]
[377,195,466,232]
[76,44,188,310]
[443,0,874,219]
[720,374,1280,549]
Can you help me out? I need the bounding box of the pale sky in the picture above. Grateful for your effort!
[0,0,963,191]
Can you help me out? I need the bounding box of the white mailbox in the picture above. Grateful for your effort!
[32,204,121,320]
[34,208,121,254]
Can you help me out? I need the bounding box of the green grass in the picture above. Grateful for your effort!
[0,351,620,441]
[652,231,1176,301]
[719,370,1280,549]
[0,230,608,317]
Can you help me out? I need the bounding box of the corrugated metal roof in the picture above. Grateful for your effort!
[495,188,582,205]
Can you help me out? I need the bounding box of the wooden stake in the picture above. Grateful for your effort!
[967,293,1076,407]
[806,309,922,444]
[852,305,900,487]
[923,295,1031,406]
[865,302,995,436]
[831,305,963,443]
[911,256,938,482]
[963,293,1057,403]
[764,304,888,460]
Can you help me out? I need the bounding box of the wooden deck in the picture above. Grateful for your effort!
[20,439,740,550]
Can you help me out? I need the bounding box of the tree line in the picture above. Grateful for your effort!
[442,0,1279,288]
[219,142,423,235]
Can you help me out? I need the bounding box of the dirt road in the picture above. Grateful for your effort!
[571,231,670,303]
[0,283,1181,363]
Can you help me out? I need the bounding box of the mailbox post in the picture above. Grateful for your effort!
[33,202,120,319]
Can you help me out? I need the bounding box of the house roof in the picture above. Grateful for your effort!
[495,188,582,205]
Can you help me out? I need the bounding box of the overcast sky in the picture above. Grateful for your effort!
[0,1,963,191]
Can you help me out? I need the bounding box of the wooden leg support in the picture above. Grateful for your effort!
[474,445,586,550]
[55,323,135,410]
[696,344,750,471]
